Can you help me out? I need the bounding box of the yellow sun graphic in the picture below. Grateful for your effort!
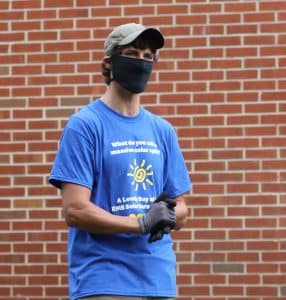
[127,159,154,191]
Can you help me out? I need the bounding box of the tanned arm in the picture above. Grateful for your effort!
[173,194,188,230]
[62,182,188,234]
[61,183,141,234]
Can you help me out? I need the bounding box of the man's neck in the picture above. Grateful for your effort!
[101,82,141,117]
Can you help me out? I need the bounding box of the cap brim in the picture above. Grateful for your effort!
[118,28,164,50]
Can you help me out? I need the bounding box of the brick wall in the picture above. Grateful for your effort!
[1,0,286,299]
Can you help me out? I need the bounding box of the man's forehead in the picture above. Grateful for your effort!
[122,45,153,52]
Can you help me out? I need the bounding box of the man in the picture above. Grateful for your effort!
[49,23,191,300]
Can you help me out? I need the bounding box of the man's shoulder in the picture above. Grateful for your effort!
[64,100,104,136]
[70,100,101,123]
[143,108,173,131]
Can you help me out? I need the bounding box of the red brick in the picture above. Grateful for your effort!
[210,81,241,91]
[244,12,275,23]
[44,41,74,52]
[159,72,190,82]
[212,173,243,182]
[176,37,207,48]
[12,0,41,9]
[261,46,286,56]
[44,0,73,7]
[227,69,258,80]
[246,172,278,182]
[194,138,225,149]
[210,36,241,46]
[245,126,276,136]
[44,20,72,30]
[12,287,43,297]
[211,104,242,114]
[193,92,224,103]
[193,48,224,58]
[214,286,244,296]
[227,116,259,126]
[212,127,243,137]
[28,31,58,41]
[226,2,256,12]
[12,21,41,31]
[213,241,244,251]
[193,70,223,81]
[0,11,24,20]
[229,230,260,240]
[247,286,278,296]
[0,54,25,64]
[77,0,106,5]
[245,58,275,67]
[211,59,242,69]
[195,274,225,284]
[247,263,278,273]
[227,183,258,193]
[27,53,57,63]
[228,206,259,217]
[45,63,75,74]
[176,14,207,25]
[210,13,241,24]
[60,29,91,40]
[27,9,56,19]
[247,241,279,250]
[59,8,89,18]
[194,207,224,218]
[0,1,9,9]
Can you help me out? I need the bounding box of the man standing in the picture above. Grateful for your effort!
[49,23,191,300]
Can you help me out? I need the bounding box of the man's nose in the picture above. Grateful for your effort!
[138,52,145,59]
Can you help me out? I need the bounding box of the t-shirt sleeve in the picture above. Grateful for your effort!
[49,119,97,190]
[163,126,191,198]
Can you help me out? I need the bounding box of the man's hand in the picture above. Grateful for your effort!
[138,197,176,235]
[147,192,176,243]
[154,192,176,209]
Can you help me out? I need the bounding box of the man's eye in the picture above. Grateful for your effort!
[124,51,138,57]
[144,54,153,60]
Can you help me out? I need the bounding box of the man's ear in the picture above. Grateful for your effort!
[103,56,111,66]
[103,56,112,80]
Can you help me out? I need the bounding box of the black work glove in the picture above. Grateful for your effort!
[148,225,172,243]
[154,192,176,208]
[138,194,176,235]
[148,192,176,243]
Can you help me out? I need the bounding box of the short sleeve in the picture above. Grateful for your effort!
[163,127,191,198]
[49,122,97,190]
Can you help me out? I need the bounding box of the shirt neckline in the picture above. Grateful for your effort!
[95,99,144,122]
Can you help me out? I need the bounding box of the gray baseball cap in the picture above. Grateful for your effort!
[104,23,164,56]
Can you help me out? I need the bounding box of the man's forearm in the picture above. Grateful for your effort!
[64,201,141,234]
[62,183,141,235]
[174,198,188,230]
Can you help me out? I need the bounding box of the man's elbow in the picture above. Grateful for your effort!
[63,205,80,227]
[175,214,187,230]
[175,201,188,230]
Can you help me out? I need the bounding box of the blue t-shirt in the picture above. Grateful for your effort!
[49,99,191,300]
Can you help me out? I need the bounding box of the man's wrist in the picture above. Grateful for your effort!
[138,216,147,233]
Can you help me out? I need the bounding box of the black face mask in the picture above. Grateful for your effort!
[111,55,153,94]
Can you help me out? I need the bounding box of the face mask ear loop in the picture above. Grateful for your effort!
[110,56,115,81]
[103,56,113,82]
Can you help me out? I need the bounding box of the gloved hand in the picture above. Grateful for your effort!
[138,194,176,235]
[148,192,176,243]
[148,225,172,243]
[154,192,176,209]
